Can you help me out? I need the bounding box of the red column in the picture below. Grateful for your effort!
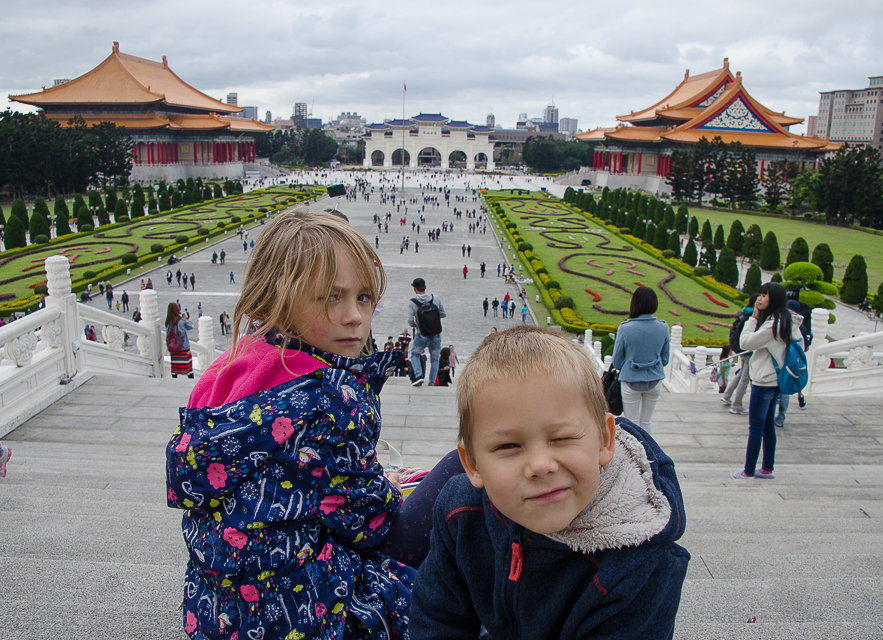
[619,151,624,174]
[252,141,255,161]
[194,142,198,165]
[637,153,642,175]
[760,159,765,176]
[213,141,217,164]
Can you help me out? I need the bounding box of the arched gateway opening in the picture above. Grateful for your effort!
[392,149,410,166]
[418,147,441,166]
[474,152,488,169]
[448,150,467,168]
[371,150,384,166]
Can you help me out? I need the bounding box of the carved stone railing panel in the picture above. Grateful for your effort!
[3,332,39,367]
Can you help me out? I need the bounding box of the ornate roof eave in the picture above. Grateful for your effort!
[617,60,735,124]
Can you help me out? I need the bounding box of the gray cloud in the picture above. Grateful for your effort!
[3,0,882,135]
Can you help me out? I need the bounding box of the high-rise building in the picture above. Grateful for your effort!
[53,79,70,86]
[293,103,308,129]
[242,106,258,120]
[559,117,578,134]
[486,113,495,128]
[265,110,272,124]
[543,102,559,125]
[806,115,818,138]
[226,92,238,106]
[815,76,883,154]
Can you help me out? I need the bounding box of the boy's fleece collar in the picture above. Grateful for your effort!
[545,427,671,554]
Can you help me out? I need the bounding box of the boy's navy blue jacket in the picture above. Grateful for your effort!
[411,419,690,640]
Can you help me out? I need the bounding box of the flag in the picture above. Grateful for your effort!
[404,84,407,92]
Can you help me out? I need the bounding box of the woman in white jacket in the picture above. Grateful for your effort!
[732,283,804,480]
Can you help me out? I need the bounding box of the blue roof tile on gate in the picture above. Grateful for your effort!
[411,113,448,122]
[471,126,492,133]
[446,120,473,128]
[366,123,388,129]
[387,119,412,126]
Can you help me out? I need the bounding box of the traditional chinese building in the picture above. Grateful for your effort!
[10,42,274,182]
[575,59,839,193]
[362,114,495,171]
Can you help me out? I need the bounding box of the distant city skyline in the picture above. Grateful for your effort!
[3,0,882,137]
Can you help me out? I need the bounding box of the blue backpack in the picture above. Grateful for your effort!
[771,339,808,395]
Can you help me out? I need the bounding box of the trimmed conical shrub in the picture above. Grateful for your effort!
[683,238,698,267]
[840,255,868,304]
[786,237,809,267]
[714,246,739,287]
[811,243,834,283]
[743,263,762,295]
[760,231,780,270]
[4,213,27,250]
[727,219,745,255]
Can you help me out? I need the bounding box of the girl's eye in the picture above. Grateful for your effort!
[494,443,518,451]
[358,294,371,303]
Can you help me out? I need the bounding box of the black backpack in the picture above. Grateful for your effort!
[411,295,442,337]
[729,313,748,352]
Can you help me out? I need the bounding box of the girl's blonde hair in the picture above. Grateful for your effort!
[231,206,386,355]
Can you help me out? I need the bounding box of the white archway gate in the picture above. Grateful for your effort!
[362,114,495,171]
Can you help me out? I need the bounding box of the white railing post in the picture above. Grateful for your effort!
[197,316,215,370]
[594,341,603,363]
[44,255,81,378]
[692,345,708,393]
[806,307,831,394]
[667,324,683,378]
[138,289,163,377]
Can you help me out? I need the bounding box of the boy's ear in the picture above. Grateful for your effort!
[599,413,617,467]
[457,442,485,489]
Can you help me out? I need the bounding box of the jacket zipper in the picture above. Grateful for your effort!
[505,525,524,636]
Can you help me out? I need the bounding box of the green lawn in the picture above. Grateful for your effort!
[493,196,734,341]
[0,187,321,307]
[688,207,883,287]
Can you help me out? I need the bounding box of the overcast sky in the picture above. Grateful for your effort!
[3,0,881,135]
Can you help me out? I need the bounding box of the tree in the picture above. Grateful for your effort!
[3,213,26,250]
[172,189,183,209]
[743,263,762,295]
[10,198,28,226]
[706,136,730,203]
[789,170,817,214]
[91,121,134,185]
[76,205,93,231]
[873,281,883,315]
[700,219,713,248]
[733,143,759,208]
[653,222,669,250]
[666,231,681,258]
[683,238,698,267]
[0,205,4,228]
[743,224,763,261]
[130,198,144,219]
[664,205,675,231]
[785,237,809,267]
[811,243,835,283]
[700,245,717,271]
[840,255,868,304]
[72,194,87,219]
[727,219,745,255]
[715,246,739,287]
[114,198,128,223]
[692,137,713,207]
[644,222,657,246]
[688,216,699,238]
[29,209,49,241]
[213,184,224,199]
[760,231,780,270]
[814,144,883,225]
[666,149,695,203]
[54,196,71,236]
[105,187,118,213]
[763,160,789,210]
[302,128,339,165]
[783,262,823,288]
[675,205,689,233]
[713,224,725,250]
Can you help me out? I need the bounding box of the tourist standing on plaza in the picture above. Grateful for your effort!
[105,284,114,310]
[463,264,468,279]
[408,277,447,387]
[166,209,463,640]
[732,283,804,480]
[612,287,670,432]
[483,297,489,316]
[166,270,173,286]
[437,347,453,386]
[120,290,129,312]
[448,344,460,378]
[219,249,226,265]
[164,302,194,379]
[720,294,758,415]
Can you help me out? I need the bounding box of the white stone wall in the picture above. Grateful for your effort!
[363,129,495,171]
[131,162,245,183]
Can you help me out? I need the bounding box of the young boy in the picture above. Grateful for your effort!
[411,326,690,639]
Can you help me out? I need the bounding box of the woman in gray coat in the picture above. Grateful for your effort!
[612,287,670,431]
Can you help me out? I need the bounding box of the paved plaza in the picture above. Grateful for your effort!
[1,170,882,638]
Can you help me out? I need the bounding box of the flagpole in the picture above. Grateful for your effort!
[401,83,406,194]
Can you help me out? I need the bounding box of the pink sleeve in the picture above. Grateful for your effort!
[187,337,328,409]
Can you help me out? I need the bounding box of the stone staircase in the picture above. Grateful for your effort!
[1,376,881,638]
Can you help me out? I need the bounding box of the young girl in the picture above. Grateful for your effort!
[731,283,804,480]
[717,346,732,393]
[165,302,194,379]
[166,208,460,640]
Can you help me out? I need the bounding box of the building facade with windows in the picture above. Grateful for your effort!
[362,114,495,170]
[814,76,883,155]
[10,42,274,182]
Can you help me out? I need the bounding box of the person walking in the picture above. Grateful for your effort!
[462,264,468,279]
[219,249,226,265]
[521,303,528,323]
[219,311,227,336]
[461,244,466,257]
[166,270,173,286]
[720,294,759,415]
[612,286,670,432]
[448,344,460,378]
[230,271,235,284]
[480,262,486,277]
[407,277,446,387]
[492,297,499,317]
[436,347,453,386]
[105,284,114,310]
[176,269,182,286]
[189,273,196,290]
[483,297,489,317]
[120,290,129,312]
[731,283,804,480]
[467,245,472,257]
[165,301,194,379]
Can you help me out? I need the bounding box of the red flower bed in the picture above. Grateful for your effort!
[703,291,729,308]
[585,288,601,302]
[696,323,713,332]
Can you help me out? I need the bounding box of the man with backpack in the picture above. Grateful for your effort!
[407,277,447,387]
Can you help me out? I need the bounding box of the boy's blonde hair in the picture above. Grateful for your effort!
[231,206,385,353]
[457,325,609,458]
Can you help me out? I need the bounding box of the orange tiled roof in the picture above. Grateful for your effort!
[618,60,735,124]
[574,127,618,142]
[44,111,273,133]
[10,42,241,114]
